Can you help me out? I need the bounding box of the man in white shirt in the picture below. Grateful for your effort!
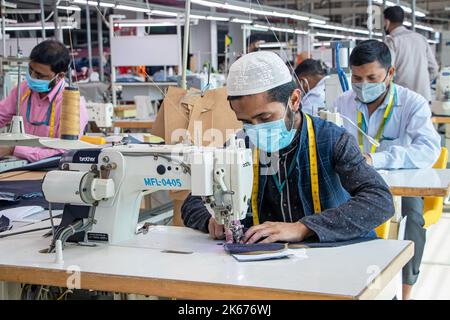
[294,59,328,116]
[333,40,441,300]
[384,6,439,102]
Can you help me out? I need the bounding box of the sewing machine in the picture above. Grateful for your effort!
[432,68,450,116]
[85,102,114,128]
[42,136,253,251]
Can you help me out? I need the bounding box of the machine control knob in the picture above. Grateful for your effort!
[156,165,166,175]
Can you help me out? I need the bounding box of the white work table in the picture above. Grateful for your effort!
[378,168,450,240]
[0,224,413,300]
[380,168,450,197]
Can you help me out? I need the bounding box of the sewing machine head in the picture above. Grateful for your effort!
[42,136,253,250]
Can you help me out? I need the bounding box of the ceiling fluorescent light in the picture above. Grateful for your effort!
[373,0,426,17]
[270,26,294,33]
[6,25,74,31]
[191,0,223,8]
[309,23,348,32]
[192,0,319,22]
[313,42,331,47]
[206,16,229,21]
[99,2,115,8]
[57,5,81,11]
[315,32,348,39]
[115,22,177,27]
[403,21,433,31]
[309,18,326,24]
[253,24,270,31]
[116,5,150,13]
[259,42,287,48]
[191,14,207,19]
[231,18,252,24]
[150,10,178,17]
[290,14,310,22]
[417,24,434,32]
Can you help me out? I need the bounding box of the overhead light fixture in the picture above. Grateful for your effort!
[115,23,177,27]
[270,26,294,33]
[309,23,373,35]
[251,24,308,35]
[191,0,325,24]
[116,4,150,13]
[5,24,75,31]
[206,16,229,21]
[98,2,115,8]
[309,18,326,25]
[253,24,269,31]
[313,42,331,47]
[191,14,207,19]
[231,18,253,24]
[71,0,116,8]
[57,5,81,11]
[150,10,178,17]
[190,14,228,21]
[315,32,348,39]
[373,0,427,17]
[403,21,434,32]
[309,23,350,33]
[259,42,288,48]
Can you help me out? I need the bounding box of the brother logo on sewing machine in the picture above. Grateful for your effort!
[67,149,101,164]
[144,177,183,187]
[79,156,97,162]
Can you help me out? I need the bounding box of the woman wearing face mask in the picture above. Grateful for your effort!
[294,59,329,116]
[333,40,441,300]
[0,40,88,162]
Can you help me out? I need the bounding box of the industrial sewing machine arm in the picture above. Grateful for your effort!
[42,136,253,251]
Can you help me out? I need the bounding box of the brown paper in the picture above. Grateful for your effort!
[150,86,243,206]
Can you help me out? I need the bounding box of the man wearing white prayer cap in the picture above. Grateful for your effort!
[182,51,394,245]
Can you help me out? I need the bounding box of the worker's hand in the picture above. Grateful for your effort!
[0,146,14,158]
[208,217,225,240]
[242,221,314,244]
[363,153,373,166]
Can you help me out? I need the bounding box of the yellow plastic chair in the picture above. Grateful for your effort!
[375,218,391,240]
[375,147,448,238]
[423,147,448,228]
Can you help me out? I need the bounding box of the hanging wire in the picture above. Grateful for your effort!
[64,5,78,86]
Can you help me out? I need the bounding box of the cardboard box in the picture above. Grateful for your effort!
[151,86,243,226]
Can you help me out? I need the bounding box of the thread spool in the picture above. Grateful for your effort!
[60,87,80,140]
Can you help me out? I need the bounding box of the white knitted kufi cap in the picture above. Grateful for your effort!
[226,51,293,96]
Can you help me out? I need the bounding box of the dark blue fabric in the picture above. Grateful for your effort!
[223,243,286,254]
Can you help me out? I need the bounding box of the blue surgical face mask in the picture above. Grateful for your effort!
[25,66,58,93]
[352,72,389,104]
[244,99,297,153]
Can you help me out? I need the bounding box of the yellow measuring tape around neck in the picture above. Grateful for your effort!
[251,113,321,225]
[21,87,59,138]
[357,84,395,154]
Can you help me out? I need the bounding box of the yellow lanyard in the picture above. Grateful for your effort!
[357,84,395,154]
[251,113,321,225]
[20,88,58,138]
